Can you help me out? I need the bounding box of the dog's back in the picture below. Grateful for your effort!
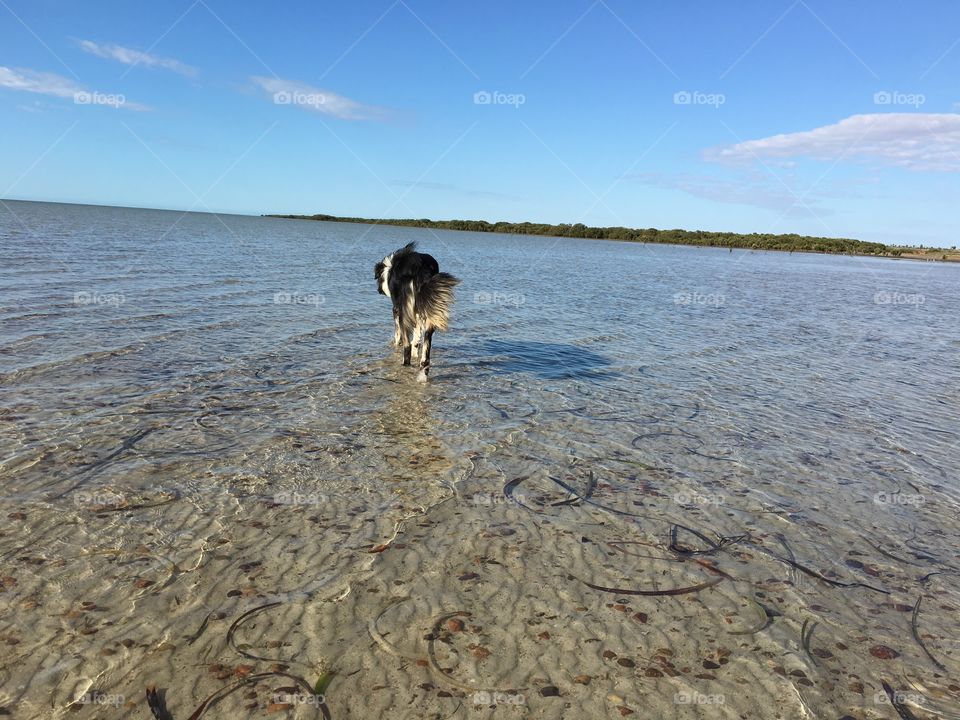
[380,242,438,298]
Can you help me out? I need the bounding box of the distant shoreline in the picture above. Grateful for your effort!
[266,213,960,263]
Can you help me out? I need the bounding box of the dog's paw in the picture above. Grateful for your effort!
[416,370,428,383]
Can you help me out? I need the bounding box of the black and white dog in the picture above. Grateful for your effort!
[374,242,459,381]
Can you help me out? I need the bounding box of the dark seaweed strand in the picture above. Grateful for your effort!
[487,401,509,419]
[185,611,213,645]
[227,601,284,662]
[776,534,803,585]
[669,524,748,556]
[684,446,738,463]
[579,575,724,596]
[881,680,920,720]
[864,539,924,567]
[800,619,819,666]
[551,469,597,507]
[146,685,173,720]
[751,544,890,595]
[911,595,947,672]
[185,671,329,720]
[48,427,157,499]
[546,473,652,520]
[692,557,737,581]
[669,523,719,555]
[503,476,536,511]
[631,431,674,446]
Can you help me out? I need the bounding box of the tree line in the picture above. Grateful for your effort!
[267,214,898,256]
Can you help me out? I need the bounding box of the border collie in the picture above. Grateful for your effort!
[374,242,460,381]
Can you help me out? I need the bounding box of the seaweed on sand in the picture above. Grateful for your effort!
[426,611,510,693]
[182,671,329,720]
[800,619,819,666]
[50,426,157,499]
[551,471,596,507]
[881,680,920,720]
[669,524,747,557]
[503,476,535,511]
[749,543,890,594]
[546,472,651,519]
[727,596,773,636]
[577,574,724,597]
[368,596,422,661]
[911,595,947,672]
[227,601,283,662]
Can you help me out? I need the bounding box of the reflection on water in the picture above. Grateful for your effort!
[1,200,960,719]
[476,339,617,379]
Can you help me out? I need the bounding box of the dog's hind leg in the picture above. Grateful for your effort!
[412,323,423,361]
[401,324,412,366]
[392,307,402,347]
[416,328,435,382]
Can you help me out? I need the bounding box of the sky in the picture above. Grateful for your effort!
[1,0,959,247]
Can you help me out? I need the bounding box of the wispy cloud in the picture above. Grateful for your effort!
[0,66,81,98]
[77,39,197,76]
[392,180,515,201]
[0,65,149,111]
[629,171,834,216]
[706,113,960,172]
[251,76,389,121]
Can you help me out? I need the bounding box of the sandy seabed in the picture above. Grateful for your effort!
[2,347,959,720]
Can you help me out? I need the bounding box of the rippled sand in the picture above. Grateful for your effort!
[2,203,960,719]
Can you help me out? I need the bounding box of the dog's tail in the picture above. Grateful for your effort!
[418,272,460,331]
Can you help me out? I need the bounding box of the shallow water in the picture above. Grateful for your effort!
[1,200,959,719]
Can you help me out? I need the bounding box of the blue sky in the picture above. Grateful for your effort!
[1,0,959,246]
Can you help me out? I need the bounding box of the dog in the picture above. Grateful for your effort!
[374,242,460,381]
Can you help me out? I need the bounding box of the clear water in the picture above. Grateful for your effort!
[1,200,958,719]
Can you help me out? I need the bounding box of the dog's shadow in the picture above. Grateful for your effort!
[472,339,617,380]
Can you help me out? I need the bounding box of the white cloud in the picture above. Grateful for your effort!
[251,76,389,121]
[0,66,149,111]
[0,66,81,98]
[77,40,197,76]
[706,113,960,172]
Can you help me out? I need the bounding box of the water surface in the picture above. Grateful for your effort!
[1,200,958,719]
